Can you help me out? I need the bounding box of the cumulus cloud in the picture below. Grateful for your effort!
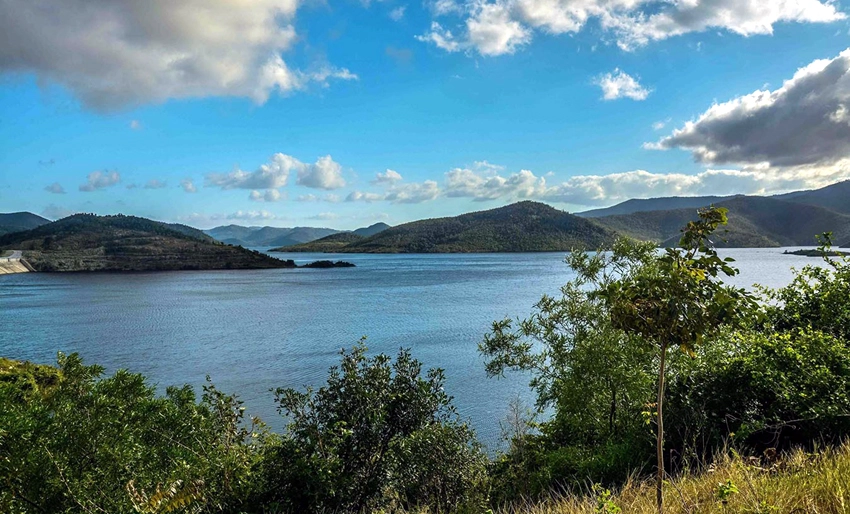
[144,179,167,189]
[206,153,303,190]
[249,189,285,202]
[42,204,75,220]
[372,169,403,185]
[181,179,198,193]
[650,48,850,168]
[296,155,347,190]
[385,180,441,203]
[227,210,277,221]
[44,182,65,194]
[308,212,340,221]
[0,0,356,110]
[389,6,406,20]
[346,191,386,202]
[595,69,651,100]
[79,170,121,192]
[418,0,844,56]
[444,166,548,200]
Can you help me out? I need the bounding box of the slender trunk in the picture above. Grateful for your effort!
[656,342,668,514]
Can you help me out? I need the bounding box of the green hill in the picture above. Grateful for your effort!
[314,201,618,253]
[273,232,366,252]
[352,222,391,237]
[0,212,50,236]
[0,214,294,271]
[774,180,850,215]
[593,196,850,248]
[204,225,340,247]
[578,195,737,218]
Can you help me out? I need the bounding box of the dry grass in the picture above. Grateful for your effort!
[497,444,850,514]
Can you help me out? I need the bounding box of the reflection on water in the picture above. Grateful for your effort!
[0,248,825,448]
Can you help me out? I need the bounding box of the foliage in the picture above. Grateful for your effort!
[0,353,264,514]
[260,342,488,513]
[763,234,850,341]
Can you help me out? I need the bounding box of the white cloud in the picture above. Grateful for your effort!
[385,180,441,203]
[296,155,347,190]
[416,23,462,52]
[346,191,386,202]
[595,69,651,101]
[44,182,65,194]
[129,120,142,130]
[0,0,356,110]
[144,179,167,189]
[308,212,340,221]
[650,48,850,168]
[444,166,548,200]
[207,153,303,190]
[389,6,406,20]
[297,194,319,202]
[371,169,403,185]
[42,204,75,220]
[227,210,277,221]
[418,0,844,56]
[181,178,197,193]
[79,170,120,192]
[249,189,285,202]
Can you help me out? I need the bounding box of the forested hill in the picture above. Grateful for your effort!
[287,201,619,253]
[593,195,850,247]
[0,212,50,236]
[0,214,294,271]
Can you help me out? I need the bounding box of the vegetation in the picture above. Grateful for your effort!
[3,217,850,513]
[0,212,50,236]
[783,248,850,256]
[287,201,619,253]
[204,225,343,247]
[0,214,295,271]
[592,196,850,248]
[273,232,366,252]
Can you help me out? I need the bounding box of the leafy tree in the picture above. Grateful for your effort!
[261,341,487,513]
[482,207,756,513]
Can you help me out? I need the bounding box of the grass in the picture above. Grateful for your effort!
[493,444,850,514]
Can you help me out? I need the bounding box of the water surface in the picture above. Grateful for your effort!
[0,248,826,448]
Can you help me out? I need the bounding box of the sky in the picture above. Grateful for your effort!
[2,0,850,229]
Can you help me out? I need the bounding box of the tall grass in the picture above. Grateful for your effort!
[496,444,850,514]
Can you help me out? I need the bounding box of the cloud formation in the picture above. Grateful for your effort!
[79,170,121,192]
[250,189,285,202]
[372,169,403,185]
[418,0,844,56]
[144,179,167,189]
[227,210,277,221]
[0,0,356,110]
[180,179,198,193]
[206,153,303,190]
[650,48,850,168]
[44,182,65,194]
[296,155,347,190]
[595,69,651,101]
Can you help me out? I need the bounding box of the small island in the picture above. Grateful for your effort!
[300,260,356,268]
[783,249,850,257]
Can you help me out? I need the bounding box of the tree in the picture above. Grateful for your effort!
[481,207,756,512]
[595,207,756,513]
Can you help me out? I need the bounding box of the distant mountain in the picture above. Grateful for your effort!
[578,196,738,218]
[0,214,294,271]
[0,212,50,236]
[353,222,391,237]
[290,201,618,253]
[204,225,340,247]
[773,180,850,215]
[274,232,366,252]
[272,223,391,252]
[593,195,850,248]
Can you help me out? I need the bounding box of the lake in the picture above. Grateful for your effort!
[0,248,827,449]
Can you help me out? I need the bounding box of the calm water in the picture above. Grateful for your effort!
[0,248,826,448]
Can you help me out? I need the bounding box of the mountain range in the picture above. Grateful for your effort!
[203,222,390,247]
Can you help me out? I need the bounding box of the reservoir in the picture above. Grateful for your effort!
[0,248,828,448]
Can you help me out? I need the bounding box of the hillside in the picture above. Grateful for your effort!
[353,222,391,237]
[578,195,737,218]
[774,180,850,215]
[0,212,50,236]
[593,196,850,248]
[204,225,340,247]
[314,201,619,253]
[0,214,294,271]
[274,232,366,252]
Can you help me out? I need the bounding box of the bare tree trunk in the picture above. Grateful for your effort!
[656,342,668,514]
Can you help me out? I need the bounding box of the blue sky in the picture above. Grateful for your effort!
[2,0,850,229]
